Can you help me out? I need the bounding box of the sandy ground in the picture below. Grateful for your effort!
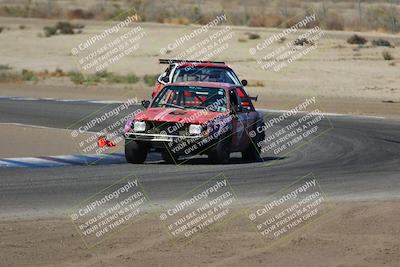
[0,17,399,118]
[0,82,153,102]
[0,200,399,267]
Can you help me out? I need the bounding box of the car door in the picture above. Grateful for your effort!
[236,87,259,130]
[229,88,249,151]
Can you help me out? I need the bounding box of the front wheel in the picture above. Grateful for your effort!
[208,137,230,164]
[242,125,264,162]
[125,139,148,164]
[242,143,260,161]
[161,150,179,164]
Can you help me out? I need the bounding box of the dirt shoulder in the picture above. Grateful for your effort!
[0,123,123,158]
[0,200,398,267]
[0,83,153,102]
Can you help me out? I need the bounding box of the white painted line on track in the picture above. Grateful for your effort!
[0,153,126,168]
[0,95,126,104]
[258,108,385,120]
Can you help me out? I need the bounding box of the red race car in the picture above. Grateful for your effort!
[124,82,265,164]
[152,59,249,98]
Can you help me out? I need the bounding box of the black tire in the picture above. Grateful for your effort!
[125,139,148,163]
[242,124,265,161]
[208,137,230,164]
[242,143,260,161]
[161,150,178,164]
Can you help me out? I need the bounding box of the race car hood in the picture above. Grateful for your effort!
[134,107,226,124]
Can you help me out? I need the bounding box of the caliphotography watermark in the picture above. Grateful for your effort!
[160,14,227,53]
[248,173,333,247]
[246,97,334,165]
[68,93,142,163]
[130,87,246,166]
[159,173,238,248]
[159,13,235,67]
[249,11,325,72]
[68,175,149,248]
[71,8,145,72]
[158,98,243,165]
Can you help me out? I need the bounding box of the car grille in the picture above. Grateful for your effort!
[146,122,189,135]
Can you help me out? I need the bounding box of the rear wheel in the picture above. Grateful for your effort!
[125,139,148,163]
[208,137,230,164]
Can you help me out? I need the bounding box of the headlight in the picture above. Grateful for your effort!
[133,121,146,132]
[189,124,202,135]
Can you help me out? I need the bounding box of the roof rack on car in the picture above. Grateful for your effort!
[159,59,225,65]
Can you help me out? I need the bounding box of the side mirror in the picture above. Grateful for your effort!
[241,79,248,86]
[141,100,150,109]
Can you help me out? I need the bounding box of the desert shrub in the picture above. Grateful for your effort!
[21,69,37,81]
[372,39,393,47]
[191,6,203,24]
[0,69,38,82]
[382,51,394,60]
[238,38,247,43]
[43,22,84,37]
[0,26,4,33]
[143,74,159,86]
[73,23,85,29]
[67,9,94,20]
[0,64,11,70]
[294,38,313,46]
[43,26,57,37]
[93,72,140,84]
[52,68,66,77]
[347,34,367,45]
[247,32,261,40]
[68,71,85,84]
[94,70,112,78]
[0,72,20,82]
[19,25,26,30]
[105,73,124,83]
[56,22,74,34]
[120,73,139,84]
[68,70,140,85]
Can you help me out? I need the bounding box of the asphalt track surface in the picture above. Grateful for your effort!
[0,97,399,218]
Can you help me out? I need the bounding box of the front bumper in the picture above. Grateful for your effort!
[124,132,203,142]
[124,132,217,155]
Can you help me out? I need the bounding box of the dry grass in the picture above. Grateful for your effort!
[382,51,394,61]
[347,34,368,45]
[0,0,399,33]
[0,67,156,86]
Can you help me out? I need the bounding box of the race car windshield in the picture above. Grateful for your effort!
[151,86,227,112]
[172,67,241,85]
